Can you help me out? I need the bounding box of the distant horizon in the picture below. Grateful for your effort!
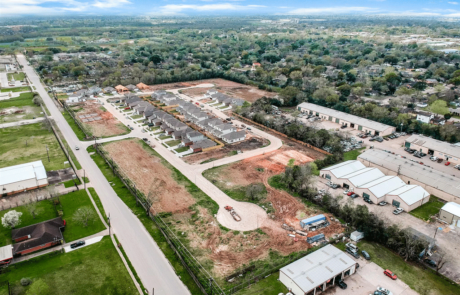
[3,0,460,18]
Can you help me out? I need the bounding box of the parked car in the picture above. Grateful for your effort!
[423,258,437,267]
[350,194,359,199]
[430,156,438,161]
[343,189,351,195]
[445,161,451,166]
[75,146,79,150]
[384,269,397,280]
[247,127,251,130]
[364,198,374,204]
[393,208,404,215]
[419,152,427,157]
[346,243,358,251]
[341,125,347,129]
[337,280,347,289]
[346,248,360,258]
[413,153,422,158]
[371,291,384,295]
[361,250,371,260]
[347,191,355,196]
[378,201,388,206]
[70,241,85,249]
[376,287,393,295]
[437,158,443,163]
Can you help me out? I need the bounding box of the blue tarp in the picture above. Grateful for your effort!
[300,214,326,228]
[307,233,325,243]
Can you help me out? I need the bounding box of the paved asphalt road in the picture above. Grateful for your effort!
[16,54,190,295]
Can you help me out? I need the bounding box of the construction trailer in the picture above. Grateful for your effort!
[300,214,329,231]
[307,233,325,244]
[350,231,364,242]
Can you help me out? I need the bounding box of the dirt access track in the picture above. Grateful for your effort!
[152,78,276,103]
[76,101,130,138]
[201,145,345,276]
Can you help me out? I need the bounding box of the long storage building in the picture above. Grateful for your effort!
[297,102,396,136]
[0,161,48,196]
[405,134,460,166]
[358,149,460,204]
[279,244,357,295]
[320,159,430,211]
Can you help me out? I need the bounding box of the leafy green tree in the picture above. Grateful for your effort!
[26,279,50,295]
[313,87,339,103]
[429,100,449,115]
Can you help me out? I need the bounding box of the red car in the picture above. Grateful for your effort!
[195,102,199,105]
[347,191,355,196]
[445,161,451,166]
[384,269,397,280]
[124,107,130,110]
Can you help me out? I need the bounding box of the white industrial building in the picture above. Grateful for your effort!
[320,160,430,211]
[358,149,460,204]
[439,202,460,227]
[0,161,48,196]
[279,244,357,295]
[297,102,396,136]
[405,134,460,166]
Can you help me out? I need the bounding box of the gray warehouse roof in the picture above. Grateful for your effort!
[297,102,395,132]
[405,135,460,159]
[280,244,356,293]
[358,149,460,199]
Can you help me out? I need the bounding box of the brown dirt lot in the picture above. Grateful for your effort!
[103,139,196,213]
[76,101,129,137]
[201,146,345,276]
[180,87,212,98]
[149,78,276,103]
[183,136,270,164]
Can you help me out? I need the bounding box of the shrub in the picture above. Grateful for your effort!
[20,278,32,286]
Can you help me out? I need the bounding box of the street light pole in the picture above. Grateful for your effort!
[400,123,403,133]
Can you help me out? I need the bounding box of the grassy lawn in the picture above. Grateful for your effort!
[0,92,43,123]
[218,105,228,109]
[131,114,142,119]
[62,176,89,188]
[1,236,138,295]
[1,86,31,93]
[57,94,68,100]
[113,234,146,293]
[7,72,25,81]
[53,124,82,170]
[59,190,106,242]
[88,188,107,220]
[358,240,460,295]
[122,109,132,113]
[175,146,189,153]
[410,196,444,221]
[88,144,211,295]
[343,147,366,161]
[159,135,172,140]
[165,139,181,147]
[234,273,287,295]
[0,123,68,171]
[0,190,105,246]
[62,110,89,140]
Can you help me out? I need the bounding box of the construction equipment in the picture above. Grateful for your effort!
[282,223,295,231]
[224,206,241,222]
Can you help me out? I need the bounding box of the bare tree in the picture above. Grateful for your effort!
[73,206,96,227]
[25,201,40,219]
[434,249,451,273]
[401,229,426,261]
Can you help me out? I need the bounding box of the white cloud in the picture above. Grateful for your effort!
[380,11,442,16]
[286,7,375,15]
[158,3,265,14]
[93,0,131,8]
[448,2,458,5]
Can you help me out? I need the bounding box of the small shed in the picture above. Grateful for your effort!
[439,202,460,226]
[350,231,364,242]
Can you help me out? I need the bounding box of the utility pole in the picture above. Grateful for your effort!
[209,278,213,295]
[108,213,111,236]
[46,145,50,162]
[397,164,401,176]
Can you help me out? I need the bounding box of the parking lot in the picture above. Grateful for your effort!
[324,258,418,295]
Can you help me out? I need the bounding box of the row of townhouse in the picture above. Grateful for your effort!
[151,90,182,106]
[204,90,245,107]
[176,100,247,144]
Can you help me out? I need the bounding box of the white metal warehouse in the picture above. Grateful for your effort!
[358,149,460,204]
[439,202,460,227]
[0,161,48,196]
[297,102,396,136]
[320,160,430,211]
[405,134,460,166]
[279,244,357,295]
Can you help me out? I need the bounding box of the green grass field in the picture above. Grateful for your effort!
[1,86,31,93]
[7,72,26,81]
[88,188,107,220]
[175,146,189,153]
[0,92,43,123]
[62,110,90,140]
[165,139,181,147]
[0,190,105,246]
[234,273,287,295]
[343,147,366,161]
[2,236,138,295]
[358,240,460,295]
[410,196,445,221]
[0,123,68,171]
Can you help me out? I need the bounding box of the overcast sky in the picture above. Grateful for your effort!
[2,0,460,17]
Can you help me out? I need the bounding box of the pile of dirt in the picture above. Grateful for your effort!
[104,139,196,213]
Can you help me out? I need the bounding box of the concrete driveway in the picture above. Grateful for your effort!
[325,258,418,295]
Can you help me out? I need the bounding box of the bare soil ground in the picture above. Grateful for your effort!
[180,87,212,98]
[201,145,345,276]
[149,78,276,103]
[77,101,129,137]
[103,139,196,213]
[183,136,269,164]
